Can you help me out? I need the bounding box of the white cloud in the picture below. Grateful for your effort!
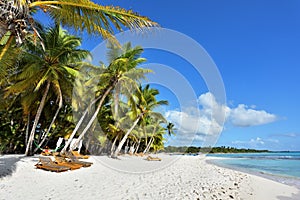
[165,92,227,146]
[166,92,230,137]
[230,104,277,127]
[165,109,223,138]
[266,138,280,143]
[232,137,265,145]
[232,137,280,149]
[165,92,278,144]
[198,92,231,125]
[250,137,265,145]
[287,133,297,137]
[270,132,298,138]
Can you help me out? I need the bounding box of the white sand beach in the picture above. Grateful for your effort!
[0,154,299,200]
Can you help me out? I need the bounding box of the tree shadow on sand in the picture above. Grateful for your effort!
[0,155,25,179]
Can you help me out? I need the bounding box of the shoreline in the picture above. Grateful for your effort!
[206,156,300,190]
[1,154,300,199]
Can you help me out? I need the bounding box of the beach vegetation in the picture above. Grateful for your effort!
[164,146,269,154]
[5,25,89,155]
[0,26,172,157]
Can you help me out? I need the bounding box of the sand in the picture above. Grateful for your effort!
[0,154,299,200]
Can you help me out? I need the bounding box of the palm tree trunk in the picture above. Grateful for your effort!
[110,132,119,156]
[144,136,154,154]
[110,85,120,156]
[84,120,97,153]
[33,93,63,153]
[25,113,30,146]
[60,93,103,154]
[143,126,148,147]
[114,84,120,121]
[69,84,115,151]
[25,81,51,156]
[33,100,62,153]
[134,137,141,154]
[143,125,157,154]
[113,114,142,158]
[0,34,14,61]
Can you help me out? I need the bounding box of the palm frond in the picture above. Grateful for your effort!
[34,71,50,92]
[30,0,158,41]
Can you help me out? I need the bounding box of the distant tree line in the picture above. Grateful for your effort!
[163,146,269,154]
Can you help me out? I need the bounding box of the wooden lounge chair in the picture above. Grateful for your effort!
[71,151,90,159]
[35,157,70,172]
[41,149,52,156]
[41,150,60,156]
[134,152,145,157]
[146,156,162,161]
[54,156,82,170]
[65,152,93,167]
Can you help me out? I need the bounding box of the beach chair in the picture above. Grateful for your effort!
[54,156,82,170]
[135,152,145,157]
[146,156,162,161]
[40,138,64,156]
[35,157,70,172]
[71,151,90,159]
[65,152,93,167]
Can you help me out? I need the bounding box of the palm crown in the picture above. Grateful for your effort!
[0,0,158,46]
[6,25,89,155]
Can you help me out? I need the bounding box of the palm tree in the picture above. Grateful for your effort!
[150,125,166,153]
[61,43,151,153]
[0,0,158,60]
[112,84,168,158]
[108,100,130,156]
[6,25,89,155]
[143,117,167,154]
[0,42,21,85]
[166,122,176,136]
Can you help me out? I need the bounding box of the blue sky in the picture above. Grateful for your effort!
[38,0,300,150]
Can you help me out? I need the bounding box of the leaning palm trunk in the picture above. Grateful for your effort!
[134,137,141,154]
[33,90,63,153]
[33,106,60,153]
[70,84,115,150]
[110,85,121,156]
[84,119,97,153]
[113,114,143,158]
[25,113,30,146]
[110,132,120,156]
[144,136,154,154]
[60,94,103,154]
[60,104,89,154]
[25,81,51,156]
[142,125,148,147]
[114,84,120,121]
[143,125,157,154]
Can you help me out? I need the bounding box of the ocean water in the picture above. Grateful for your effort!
[207,152,300,187]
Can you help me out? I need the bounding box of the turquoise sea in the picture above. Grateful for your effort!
[207,152,300,187]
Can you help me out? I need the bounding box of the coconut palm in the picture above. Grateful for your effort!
[108,99,130,155]
[0,0,158,60]
[112,84,168,158]
[6,25,89,155]
[0,33,22,85]
[166,122,176,136]
[150,125,166,153]
[143,117,167,154]
[61,43,151,153]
